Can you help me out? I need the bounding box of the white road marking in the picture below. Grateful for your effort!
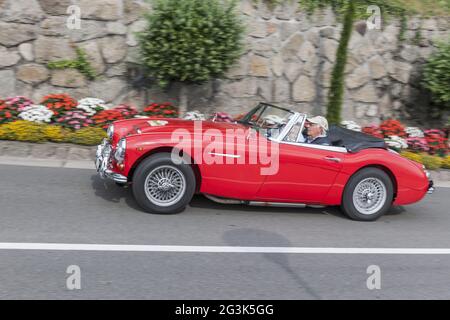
[1,243,450,255]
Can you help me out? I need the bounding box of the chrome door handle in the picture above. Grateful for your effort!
[324,156,341,163]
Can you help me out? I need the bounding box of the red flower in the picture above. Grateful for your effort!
[362,125,384,139]
[424,129,448,156]
[141,102,179,118]
[380,119,406,138]
[40,93,77,120]
[0,100,19,124]
[92,106,137,129]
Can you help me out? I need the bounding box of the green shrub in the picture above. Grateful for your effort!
[423,41,450,114]
[138,0,244,88]
[442,156,450,169]
[0,120,47,143]
[47,47,96,80]
[325,1,355,124]
[0,121,106,146]
[421,154,443,170]
[400,150,423,164]
[299,0,410,124]
[68,127,106,146]
[42,125,70,143]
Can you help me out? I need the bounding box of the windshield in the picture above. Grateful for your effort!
[239,103,295,139]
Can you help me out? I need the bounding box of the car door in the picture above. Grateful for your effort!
[198,126,267,200]
[255,121,346,203]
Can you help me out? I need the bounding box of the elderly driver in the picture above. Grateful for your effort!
[304,116,331,146]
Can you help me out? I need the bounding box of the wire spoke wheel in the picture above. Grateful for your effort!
[144,165,186,207]
[352,177,387,215]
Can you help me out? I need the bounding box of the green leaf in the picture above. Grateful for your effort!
[137,0,243,87]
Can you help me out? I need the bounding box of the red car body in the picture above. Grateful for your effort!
[104,117,430,208]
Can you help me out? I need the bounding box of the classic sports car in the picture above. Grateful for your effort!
[95,103,433,221]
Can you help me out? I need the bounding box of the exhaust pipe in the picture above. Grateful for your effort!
[204,194,243,205]
[248,201,306,208]
[204,194,320,208]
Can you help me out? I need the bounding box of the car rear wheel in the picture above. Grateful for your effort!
[132,153,196,214]
[341,167,393,221]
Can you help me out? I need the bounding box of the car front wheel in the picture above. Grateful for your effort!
[341,167,394,221]
[132,153,196,214]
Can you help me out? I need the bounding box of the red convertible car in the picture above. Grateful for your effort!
[95,103,433,221]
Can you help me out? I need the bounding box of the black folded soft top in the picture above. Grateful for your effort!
[328,125,387,153]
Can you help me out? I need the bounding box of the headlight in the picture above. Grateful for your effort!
[422,165,431,179]
[107,124,114,140]
[115,138,126,162]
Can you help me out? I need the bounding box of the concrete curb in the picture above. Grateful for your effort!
[0,156,95,170]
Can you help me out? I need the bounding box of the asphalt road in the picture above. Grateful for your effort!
[0,164,450,299]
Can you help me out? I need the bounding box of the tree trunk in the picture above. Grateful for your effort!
[179,84,188,116]
[326,1,355,125]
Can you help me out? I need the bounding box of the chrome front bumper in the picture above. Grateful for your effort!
[95,139,128,184]
[427,180,434,194]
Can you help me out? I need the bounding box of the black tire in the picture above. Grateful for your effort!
[132,153,196,214]
[341,167,394,221]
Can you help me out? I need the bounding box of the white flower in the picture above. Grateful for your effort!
[384,135,408,149]
[183,111,206,121]
[18,105,54,123]
[341,120,362,132]
[405,127,424,138]
[76,97,107,116]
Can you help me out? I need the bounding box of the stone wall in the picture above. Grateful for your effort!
[0,0,449,124]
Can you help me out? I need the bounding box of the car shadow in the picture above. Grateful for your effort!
[385,205,406,215]
[90,174,145,213]
[190,194,348,219]
[91,177,402,220]
[223,228,322,299]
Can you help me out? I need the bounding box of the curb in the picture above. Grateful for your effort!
[0,156,95,170]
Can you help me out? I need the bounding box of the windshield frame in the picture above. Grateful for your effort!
[238,103,305,142]
[238,103,294,125]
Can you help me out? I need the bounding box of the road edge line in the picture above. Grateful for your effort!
[2,243,450,254]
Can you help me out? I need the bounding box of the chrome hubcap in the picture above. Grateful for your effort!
[144,165,186,207]
[352,178,387,215]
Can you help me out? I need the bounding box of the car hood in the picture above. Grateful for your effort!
[114,118,248,140]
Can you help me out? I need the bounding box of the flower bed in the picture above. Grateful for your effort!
[76,98,107,116]
[1,93,449,169]
[41,94,77,118]
[142,102,179,118]
[0,120,106,145]
[0,94,180,146]
[0,100,17,125]
[92,105,139,129]
[342,119,449,170]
